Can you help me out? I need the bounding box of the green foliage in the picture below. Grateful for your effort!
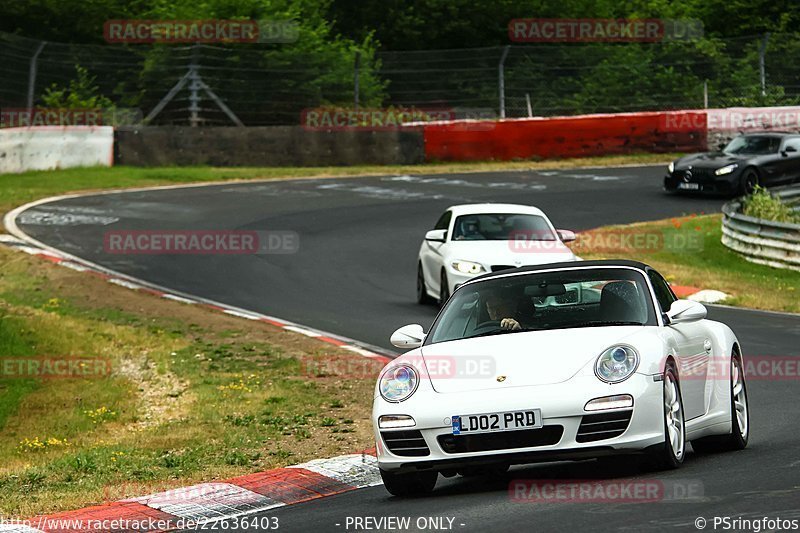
[40,65,114,109]
[742,186,800,223]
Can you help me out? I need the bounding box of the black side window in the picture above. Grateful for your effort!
[647,270,677,313]
[434,211,452,230]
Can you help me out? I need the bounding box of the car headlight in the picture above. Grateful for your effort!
[379,364,419,402]
[452,260,486,275]
[715,163,738,176]
[667,161,675,174]
[595,345,639,384]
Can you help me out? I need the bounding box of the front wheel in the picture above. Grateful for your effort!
[692,355,749,453]
[648,364,685,470]
[739,169,759,196]
[416,263,434,305]
[439,271,450,307]
[379,469,437,497]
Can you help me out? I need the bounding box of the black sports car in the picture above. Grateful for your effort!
[664,132,800,196]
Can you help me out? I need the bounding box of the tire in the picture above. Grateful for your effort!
[379,469,437,497]
[739,168,759,196]
[439,270,450,307]
[648,363,685,470]
[692,354,749,454]
[416,263,434,305]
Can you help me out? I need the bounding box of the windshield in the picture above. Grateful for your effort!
[426,268,656,345]
[723,136,780,155]
[452,213,555,241]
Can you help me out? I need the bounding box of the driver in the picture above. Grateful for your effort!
[484,293,521,330]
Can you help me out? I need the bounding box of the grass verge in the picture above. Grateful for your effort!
[0,246,382,517]
[0,153,676,225]
[570,214,799,313]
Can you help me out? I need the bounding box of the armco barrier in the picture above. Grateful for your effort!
[422,110,707,162]
[721,186,800,271]
[115,126,425,166]
[0,126,114,174]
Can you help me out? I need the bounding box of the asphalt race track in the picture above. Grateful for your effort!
[13,164,800,532]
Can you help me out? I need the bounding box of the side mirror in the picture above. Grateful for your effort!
[781,145,797,157]
[717,142,726,151]
[666,299,707,324]
[390,324,426,349]
[556,229,576,242]
[425,229,447,243]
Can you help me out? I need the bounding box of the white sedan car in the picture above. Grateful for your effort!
[417,203,578,305]
[374,260,749,496]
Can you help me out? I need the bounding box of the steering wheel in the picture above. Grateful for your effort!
[474,320,501,330]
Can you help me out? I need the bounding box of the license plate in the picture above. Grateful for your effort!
[678,182,700,190]
[452,409,542,435]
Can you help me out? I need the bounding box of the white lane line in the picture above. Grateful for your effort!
[223,309,262,320]
[161,294,197,304]
[108,278,144,289]
[283,326,322,337]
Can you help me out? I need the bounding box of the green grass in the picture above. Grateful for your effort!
[575,214,800,312]
[0,248,376,517]
[0,153,678,224]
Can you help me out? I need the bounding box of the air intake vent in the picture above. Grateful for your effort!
[437,426,563,454]
[381,430,430,457]
[576,410,633,443]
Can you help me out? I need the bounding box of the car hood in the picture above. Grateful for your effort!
[446,240,577,267]
[677,152,748,169]
[419,326,648,393]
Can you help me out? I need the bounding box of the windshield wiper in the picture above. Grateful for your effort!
[568,321,645,328]
[464,328,532,339]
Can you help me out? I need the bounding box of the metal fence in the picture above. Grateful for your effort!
[1,30,799,126]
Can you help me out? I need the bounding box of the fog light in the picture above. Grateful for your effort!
[379,415,416,428]
[584,394,634,411]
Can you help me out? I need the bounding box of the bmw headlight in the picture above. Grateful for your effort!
[667,161,675,174]
[379,364,419,402]
[452,260,486,275]
[715,163,738,176]
[595,345,639,384]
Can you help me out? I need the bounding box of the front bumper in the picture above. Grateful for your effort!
[373,373,665,473]
[663,169,740,195]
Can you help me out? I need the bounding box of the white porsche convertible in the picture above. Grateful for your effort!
[374,260,749,496]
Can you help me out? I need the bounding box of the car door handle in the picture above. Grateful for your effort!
[703,339,712,353]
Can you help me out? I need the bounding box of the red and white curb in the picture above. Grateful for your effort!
[3,453,381,532]
[0,233,393,364]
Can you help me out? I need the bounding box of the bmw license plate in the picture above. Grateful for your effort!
[452,409,542,435]
[678,182,700,190]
